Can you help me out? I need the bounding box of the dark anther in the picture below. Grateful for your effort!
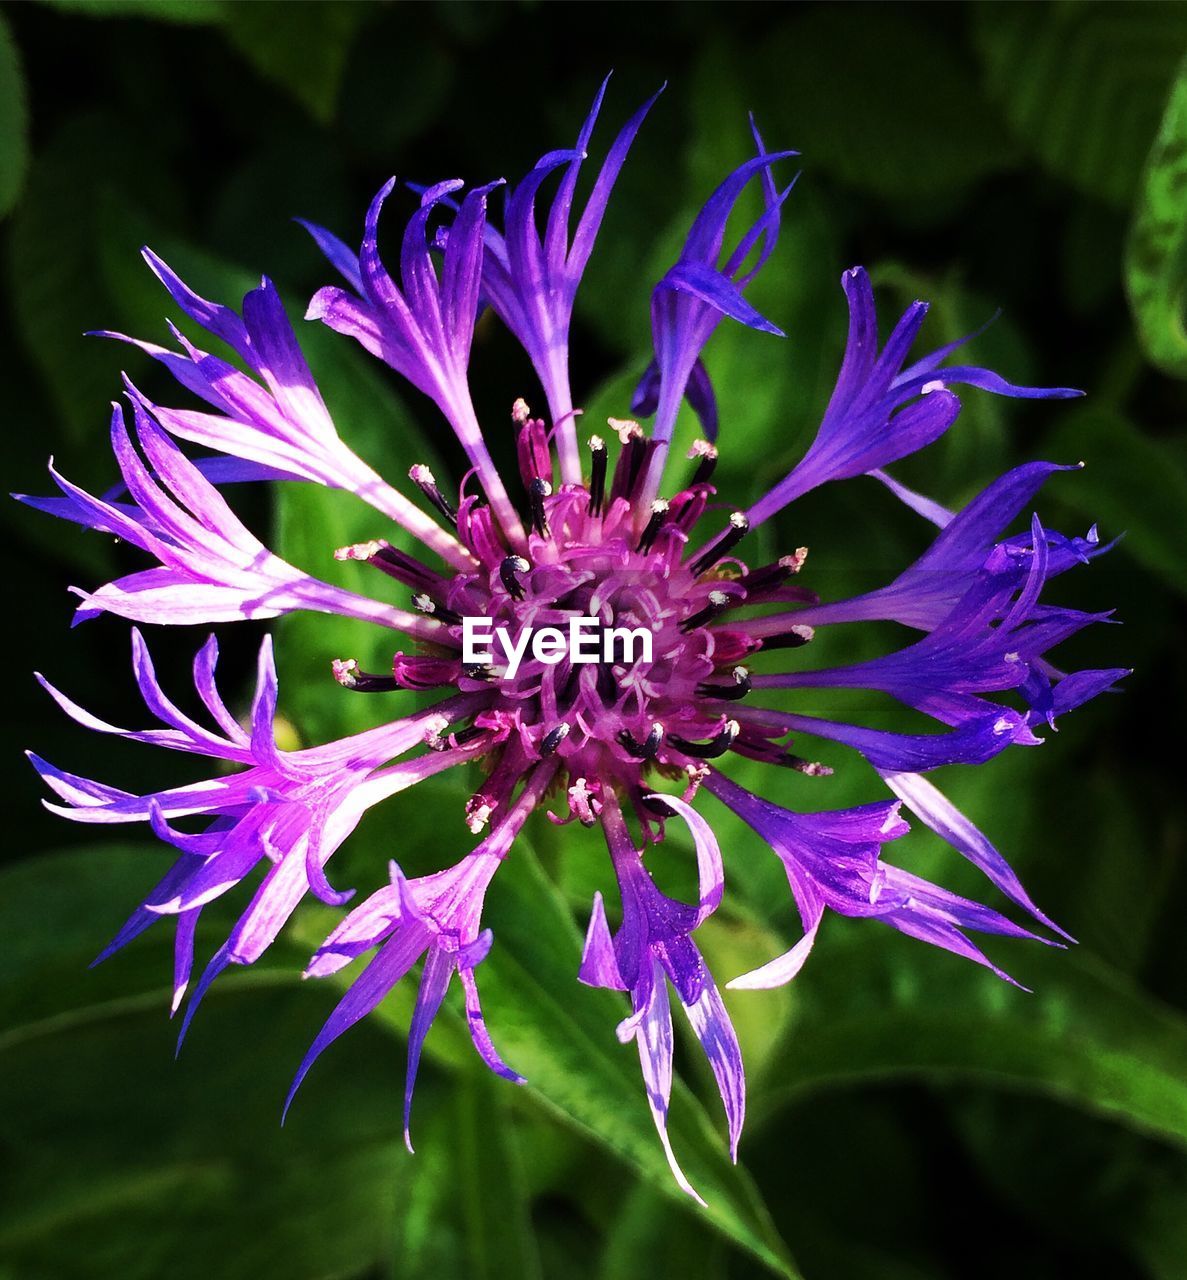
[689,440,718,486]
[757,624,815,651]
[782,753,833,776]
[462,663,495,681]
[680,589,731,632]
[331,659,398,692]
[589,435,607,515]
[667,719,740,759]
[412,593,462,626]
[500,554,531,600]
[697,666,751,701]
[541,724,570,756]
[609,423,646,503]
[409,464,457,523]
[740,554,804,594]
[529,476,552,536]
[637,500,670,553]
[335,541,446,595]
[451,725,487,747]
[618,722,664,759]
[690,512,750,576]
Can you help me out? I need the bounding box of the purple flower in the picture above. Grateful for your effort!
[745,265,1083,527]
[748,517,1117,734]
[706,774,1048,988]
[287,761,555,1148]
[470,75,661,486]
[305,177,525,545]
[101,258,470,567]
[789,460,1112,631]
[632,122,795,506]
[31,628,492,1022]
[21,80,1124,1202]
[578,790,741,1203]
[18,399,452,632]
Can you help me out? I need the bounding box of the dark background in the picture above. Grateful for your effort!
[2,2,1186,1278]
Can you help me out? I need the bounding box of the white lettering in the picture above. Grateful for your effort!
[569,616,602,662]
[462,616,656,675]
[461,617,494,665]
[604,626,652,664]
[532,626,568,665]
[497,624,533,678]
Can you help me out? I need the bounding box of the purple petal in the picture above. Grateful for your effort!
[241,277,334,438]
[404,944,455,1152]
[567,80,663,277]
[578,891,627,990]
[141,249,250,360]
[658,260,784,336]
[879,770,1069,939]
[682,976,746,1161]
[284,923,429,1120]
[296,218,364,293]
[458,961,525,1084]
[628,962,705,1206]
[645,792,723,925]
[306,882,406,977]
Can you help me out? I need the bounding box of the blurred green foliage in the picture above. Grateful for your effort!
[2,2,1185,1278]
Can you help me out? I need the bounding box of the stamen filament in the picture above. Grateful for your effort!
[667,719,740,759]
[690,512,750,575]
[589,435,607,515]
[681,589,731,632]
[409,464,457,523]
[637,500,670,553]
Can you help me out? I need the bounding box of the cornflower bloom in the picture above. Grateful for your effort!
[19,77,1124,1200]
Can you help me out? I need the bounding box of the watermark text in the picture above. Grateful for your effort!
[461,616,653,678]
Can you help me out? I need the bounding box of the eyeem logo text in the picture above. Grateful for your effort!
[461,617,653,679]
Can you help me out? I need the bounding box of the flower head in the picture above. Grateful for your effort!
[21,79,1123,1200]
[632,116,794,472]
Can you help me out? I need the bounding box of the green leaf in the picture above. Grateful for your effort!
[34,0,227,22]
[389,1073,544,1280]
[451,1075,544,1280]
[943,1089,1179,1272]
[753,6,1019,202]
[597,1184,727,1280]
[743,1091,954,1280]
[974,0,1187,208]
[0,12,28,218]
[0,979,429,1280]
[99,193,258,343]
[1042,405,1187,595]
[1126,52,1187,376]
[755,931,1187,1154]
[0,846,432,1280]
[1124,1159,1187,1280]
[7,116,168,441]
[339,19,455,161]
[222,1,370,124]
[272,473,416,745]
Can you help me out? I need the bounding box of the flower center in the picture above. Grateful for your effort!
[337,410,819,824]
